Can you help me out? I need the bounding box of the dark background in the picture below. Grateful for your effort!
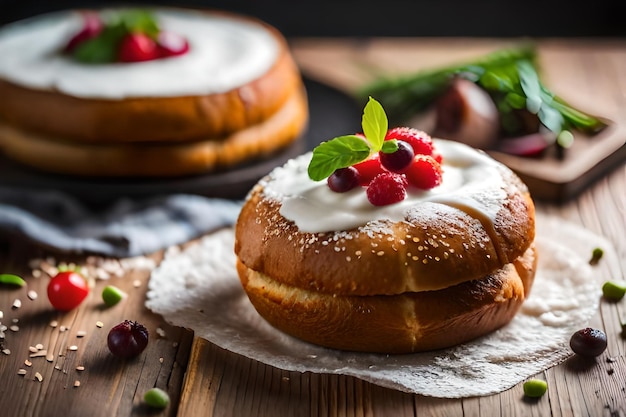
[0,0,625,37]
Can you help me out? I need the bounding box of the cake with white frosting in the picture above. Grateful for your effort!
[0,8,308,177]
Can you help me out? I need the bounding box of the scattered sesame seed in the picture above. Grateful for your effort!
[156,328,166,338]
[422,259,429,264]
[59,326,68,332]
[9,325,19,332]
[346,256,352,262]
[34,372,43,382]
[76,366,85,371]
[30,350,47,358]
[49,320,58,328]
[17,369,27,376]
[32,270,42,278]
[24,360,32,367]
[46,353,54,362]
[73,380,81,388]
[412,256,419,261]
[96,321,104,328]
[12,299,21,309]
[2,348,11,355]
[35,343,44,350]
[68,345,78,351]
[27,290,38,300]
[0,311,3,319]
[76,330,87,338]
[159,357,164,364]
[29,346,38,353]
[133,280,141,288]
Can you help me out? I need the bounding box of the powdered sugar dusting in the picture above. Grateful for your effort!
[146,214,609,398]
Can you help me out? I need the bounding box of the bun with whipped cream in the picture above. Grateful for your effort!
[0,8,307,176]
[235,102,536,353]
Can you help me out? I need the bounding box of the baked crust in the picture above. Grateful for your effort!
[0,87,308,177]
[235,167,535,295]
[0,12,301,143]
[237,245,537,353]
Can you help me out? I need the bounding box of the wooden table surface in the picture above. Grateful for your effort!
[1,38,625,417]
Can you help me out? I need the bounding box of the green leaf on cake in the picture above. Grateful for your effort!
[307,135,371,181]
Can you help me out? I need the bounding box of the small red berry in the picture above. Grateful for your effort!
[64,12,103,53]
[353,153,387,185]
[107,320,149,359]
[156,31,190,58]
[366,172,407,206]
[118,33,159,62]
[405,155,443,190]
[47,271,89,311]
[327,167,361,192]
[385,127,434,156]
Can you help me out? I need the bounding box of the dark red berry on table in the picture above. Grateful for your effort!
[569,327,607,358]
[107,320,149,358]
[405,155,443,190]
[379,140,415,173]
[385,127,434,156]
[353,153,387,186]
[64,12,103,53]
[327,166,361,192]
[47,271,89,311]
[156,31,190,57]
[118,33,159,62]
[366,172,407,206]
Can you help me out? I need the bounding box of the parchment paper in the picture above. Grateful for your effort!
[146,213,612,398]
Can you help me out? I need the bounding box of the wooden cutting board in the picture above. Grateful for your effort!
[291,38,626,203]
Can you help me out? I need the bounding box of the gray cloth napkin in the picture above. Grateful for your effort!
[0,186,242,257]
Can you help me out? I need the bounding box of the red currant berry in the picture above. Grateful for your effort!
[118,33,159,62]
[405,155,443,190]
[353,153,387,185]
[379,140,415,173]
[156,31,190,58]
[569,328,607,358]
[64,13,103,53]
[107,320,149,359]
[366,172,407,206]
[385,127,434,156]
[47,271,89,311]
[327,167,361,192]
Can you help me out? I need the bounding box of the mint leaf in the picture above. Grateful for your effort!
[307,135,371,181]
[72,22,126,63]
[361,97,387,151]
[119,10,160,38]
[381,139,398,154]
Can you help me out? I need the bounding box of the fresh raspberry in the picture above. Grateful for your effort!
[405,155,443,190]
[156,31,190,58]
[118,33,159,62]
[385,127,434,156]
[353,153,387,185]
[432,151,443,164]
[366,172,407,206]
[64,13,103,53]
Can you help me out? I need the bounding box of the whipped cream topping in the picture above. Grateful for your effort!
[262,140,509,233]
[0,8,279,99]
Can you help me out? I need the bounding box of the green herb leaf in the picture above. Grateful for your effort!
[381,139,398,154]
[119,10,160,38]
[307,135,371,181]
[72,22,127,63]
[361,97,388,151]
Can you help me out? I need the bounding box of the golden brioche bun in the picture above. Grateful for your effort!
[0,87,308,177]
[237,245,536,353]
[235,164,535,295]
[234,144,536,353]
[0,11,301,144]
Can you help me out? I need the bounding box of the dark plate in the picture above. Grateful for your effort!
[0,78,361,204]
